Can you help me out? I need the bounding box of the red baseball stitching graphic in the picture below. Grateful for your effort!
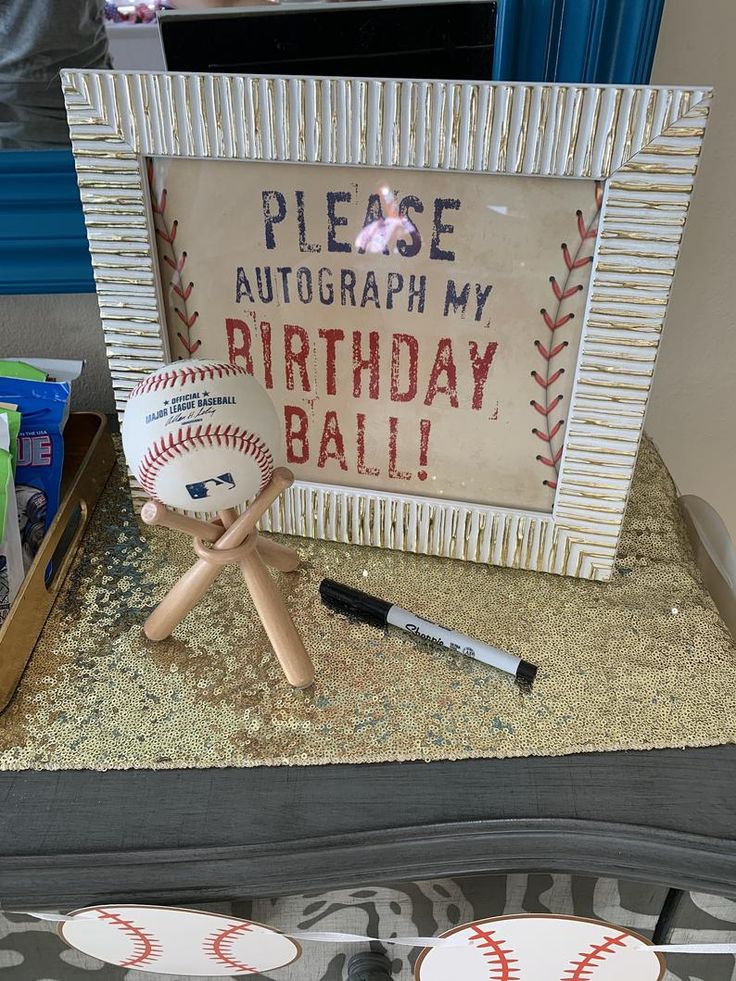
[93,908,163,968]
[531,182,602,490]
[203,921,258,974]
[137,424,274,500]
[129,362,246,399]
[561,931,629,980]
[468,923,521,981]
[147,159,200,358]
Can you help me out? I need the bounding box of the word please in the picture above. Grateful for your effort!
[262,190,461,260]
[226,317,499,411]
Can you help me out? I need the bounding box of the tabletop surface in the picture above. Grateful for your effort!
[0,437,734,776]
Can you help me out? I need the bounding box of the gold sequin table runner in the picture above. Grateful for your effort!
[0,437,733,771]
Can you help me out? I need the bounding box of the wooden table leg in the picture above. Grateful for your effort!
[347,953,394,981]
[238,548,314,689]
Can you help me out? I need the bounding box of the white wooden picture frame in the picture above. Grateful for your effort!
[62,71,711,581]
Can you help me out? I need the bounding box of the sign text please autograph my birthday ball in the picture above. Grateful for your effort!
[226,187,499,483]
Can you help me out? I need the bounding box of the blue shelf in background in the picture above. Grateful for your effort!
[0,149,95,295]
[493,0,665,84]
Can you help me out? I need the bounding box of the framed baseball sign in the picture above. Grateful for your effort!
[62,71,711,580]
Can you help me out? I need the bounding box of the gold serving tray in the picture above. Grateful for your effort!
[0,412,116,711]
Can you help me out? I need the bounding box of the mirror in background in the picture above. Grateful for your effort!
[160,0,497,80]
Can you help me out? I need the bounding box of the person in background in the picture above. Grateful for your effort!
[0,0,111,149]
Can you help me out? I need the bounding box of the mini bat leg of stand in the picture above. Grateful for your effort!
[256,536,301,573]
[218,504,301,573]
[238,544,314,689]
[140,469,314,689]
[142,547,224,642]
[143,500,302,573]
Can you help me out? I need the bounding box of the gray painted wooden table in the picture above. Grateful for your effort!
[1,744,735,909]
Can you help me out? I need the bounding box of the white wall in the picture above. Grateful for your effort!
[647,0,736,536]
[0,293,114,411]
[1,0,733,535]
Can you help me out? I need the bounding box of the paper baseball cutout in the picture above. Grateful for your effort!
[59,905,301,976]
[121,359,281,511]
[415,914,665,981]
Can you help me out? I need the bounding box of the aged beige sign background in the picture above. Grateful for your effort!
[151,159,596,513]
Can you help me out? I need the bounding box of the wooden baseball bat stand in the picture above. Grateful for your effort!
[140,467,315,689]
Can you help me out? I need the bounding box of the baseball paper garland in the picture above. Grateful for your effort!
[414,914,665,981]
[17,904,731,974]
[59,906,301,977]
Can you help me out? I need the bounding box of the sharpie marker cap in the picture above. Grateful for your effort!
[319,578,391,628]
[516,659,538,687]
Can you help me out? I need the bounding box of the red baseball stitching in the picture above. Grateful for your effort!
[147,158,199,357]
[130,363,246,398]
[137,424,274,500]
[203,922,258,974]
[468,923,521,981]
[531,181,602,490]
[94,909,163,968]
[561,931,629,980]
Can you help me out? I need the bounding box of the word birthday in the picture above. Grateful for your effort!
[225,315,500,481]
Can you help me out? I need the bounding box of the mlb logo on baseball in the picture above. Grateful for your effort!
[186,473,236,502]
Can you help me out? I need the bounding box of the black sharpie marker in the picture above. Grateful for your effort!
[319,579,537,687]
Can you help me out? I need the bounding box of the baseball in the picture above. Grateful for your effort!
[60,905,300,976]
[121,359,281,511]
[415,914,664,981]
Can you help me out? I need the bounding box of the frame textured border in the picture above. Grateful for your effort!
[62,72,711,581]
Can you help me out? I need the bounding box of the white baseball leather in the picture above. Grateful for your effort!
[60,905,300,976]
[121,360,281,511]
[416,915,663,981]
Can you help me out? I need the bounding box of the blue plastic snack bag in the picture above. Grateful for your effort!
[0,414,24,620]
[0,377,70,569]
